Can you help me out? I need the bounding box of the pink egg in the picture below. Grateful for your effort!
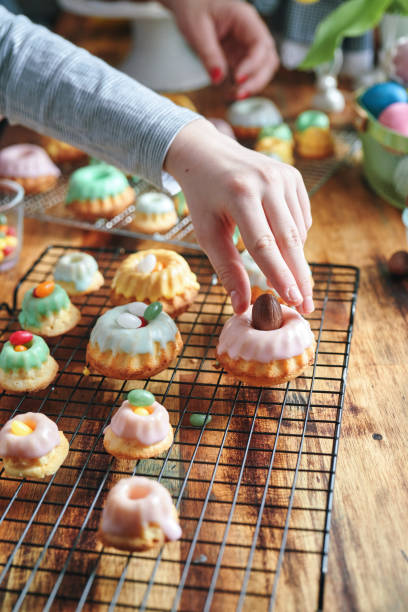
[378,102,408,137]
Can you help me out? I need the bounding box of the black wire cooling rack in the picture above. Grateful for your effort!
[0,245,359,612]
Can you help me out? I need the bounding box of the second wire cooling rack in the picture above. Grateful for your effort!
[0,246,359,611]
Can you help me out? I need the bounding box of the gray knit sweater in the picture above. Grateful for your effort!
[0,7,199,187]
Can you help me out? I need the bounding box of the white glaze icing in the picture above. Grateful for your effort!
[89,303,178,355]
[240,250,279,294]
[54,252,99,292]
[0,412,61,459]
[135,192,174,214]
[217,305,314,363]
[108,400,170,445]
[0,144,61,178]
[227,97,282,127]
[100,476,181,541]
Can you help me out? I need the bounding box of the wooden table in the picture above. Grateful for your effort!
[1,73,407,612]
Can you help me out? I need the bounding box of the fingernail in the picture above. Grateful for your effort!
[210,67,223,84]
[230,290,242,312]
[286,286,302,305]
[236,90,250,100]
[303,296,315,314]
[236,73,248,85]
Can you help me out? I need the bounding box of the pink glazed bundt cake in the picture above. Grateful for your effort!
[217,294,316,386]
[103,389,173,459]
[98,476,181,551]
[0,144,61,194]
[0,412,69,479]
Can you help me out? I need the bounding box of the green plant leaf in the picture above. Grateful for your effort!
[299,0,394,69]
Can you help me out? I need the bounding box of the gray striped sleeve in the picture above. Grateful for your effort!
[0,7,200,188]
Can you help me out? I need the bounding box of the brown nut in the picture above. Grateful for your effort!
[252,293,283,330]
[388,250,408,276]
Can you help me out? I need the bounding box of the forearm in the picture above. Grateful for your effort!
[0,7,199,187]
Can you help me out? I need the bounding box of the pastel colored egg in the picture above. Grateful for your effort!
[11,420,33,436]
[34,280,55,298]
[361,82,408,118]
[133,407,150,416]
[189,413,212,427]
[9,330,33,345]
[14,344,28,352]
[128,389,155,407]
[127,302,147,317]
[116,312,142,329]
[378,102,408,136]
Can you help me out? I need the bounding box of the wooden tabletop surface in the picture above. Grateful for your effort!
[1,71,407,612]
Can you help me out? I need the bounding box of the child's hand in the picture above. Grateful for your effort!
[161,0,279,98]
[165,119,314,315]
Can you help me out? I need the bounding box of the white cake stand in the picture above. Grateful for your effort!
[58,0,210,91]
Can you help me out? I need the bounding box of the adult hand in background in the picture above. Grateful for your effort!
[165,118,314,315]
[160,0,279,98]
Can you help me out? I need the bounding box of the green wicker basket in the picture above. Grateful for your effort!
[356,93,408,209]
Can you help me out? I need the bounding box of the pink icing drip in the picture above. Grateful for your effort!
[217,305,314,363]
[0,412,61,459]
[0,144,61,178]
[108,400,170,445]
[101,476,182,541]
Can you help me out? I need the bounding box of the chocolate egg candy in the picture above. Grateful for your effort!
[128,389,155,407]
[144,301,163,321]
[388,250,408,276]
[252,293,283,330]
[361,82,408,118]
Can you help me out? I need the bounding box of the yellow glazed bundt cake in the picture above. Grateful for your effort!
[110,249,200,317]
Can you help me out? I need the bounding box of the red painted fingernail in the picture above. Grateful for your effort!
[210,67,223,84]
[236,90,250,100]
[236,74,248,85]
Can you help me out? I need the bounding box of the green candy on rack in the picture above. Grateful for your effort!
[128,389,155,407]
[189,413,212,427]
[144,301,163,322]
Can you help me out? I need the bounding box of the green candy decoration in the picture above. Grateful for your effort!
[128,389,155,407]
[144,301,163,322]
[189,413,212,427]
[258,123,293,142]
[0,214,7,225]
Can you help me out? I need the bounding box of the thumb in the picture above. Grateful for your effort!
[180,13,228,84]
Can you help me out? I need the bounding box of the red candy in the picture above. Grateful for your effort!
[10,330,33,346]
[139,316,148,328]
[3,245,15,257]
[6,227,16,237]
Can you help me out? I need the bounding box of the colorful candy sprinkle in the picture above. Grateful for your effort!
[5,236,17,247]
[133,407,150,416]
[144,301,163,322]
[189,413,212,427]
[6,226,16,237]
[128,389,155,407]
[14,345,28,352]
[3,245,15,257]
[10,330,33,345]
[11,420,33,436]
[34,280,55,298]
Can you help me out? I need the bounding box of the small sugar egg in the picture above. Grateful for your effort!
[361,82,408,118]
[136,253,157,274]
[116,312,142,329]
[127,302,147,317]
[378,102,408,137]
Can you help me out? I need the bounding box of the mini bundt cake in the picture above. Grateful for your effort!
[18,280,81,337]
[0,330,58,392]
[294,110,334,159]
[131,192,178,234]
[66,163,135,221]
[53,251,104,296]
[104,389,173,459]
[86,301,183,379]
[110,249,199,317]
[0,144,61,194]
